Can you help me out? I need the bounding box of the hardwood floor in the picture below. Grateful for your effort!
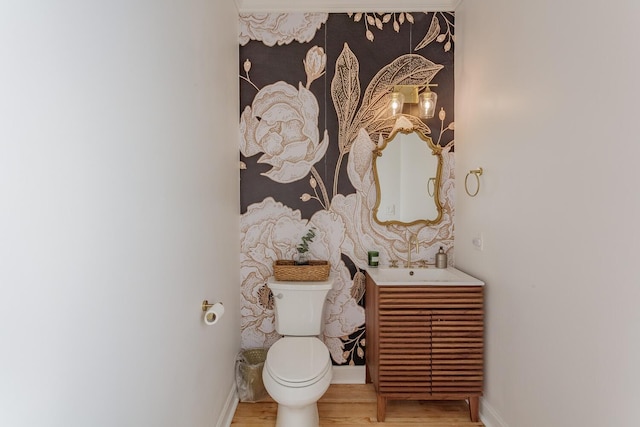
[231,384,484,426]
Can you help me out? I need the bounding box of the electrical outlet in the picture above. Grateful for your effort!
[472,233,484,251]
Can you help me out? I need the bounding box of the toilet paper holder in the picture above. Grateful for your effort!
[202,300,215,312]
[202,300,225,325]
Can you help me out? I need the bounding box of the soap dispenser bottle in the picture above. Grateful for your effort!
[435,247,447,268]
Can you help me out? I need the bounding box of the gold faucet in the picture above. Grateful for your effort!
[406,234,419,268]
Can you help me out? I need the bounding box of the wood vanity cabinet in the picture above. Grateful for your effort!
[365,272,484,422]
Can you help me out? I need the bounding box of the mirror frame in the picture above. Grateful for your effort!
[372,127,444,227]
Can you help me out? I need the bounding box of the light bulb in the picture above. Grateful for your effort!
[418,91,438,119]
[388,92,405,117]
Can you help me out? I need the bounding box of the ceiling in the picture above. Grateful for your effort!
[234,0,462,13]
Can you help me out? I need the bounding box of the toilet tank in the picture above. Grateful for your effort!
[267,277,333,336]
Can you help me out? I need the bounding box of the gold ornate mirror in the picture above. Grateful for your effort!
[372,127,444,226]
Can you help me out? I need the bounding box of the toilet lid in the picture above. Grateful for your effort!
[266,337,331,387]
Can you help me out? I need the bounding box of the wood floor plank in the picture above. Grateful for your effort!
[320,384,377,403]
[231,384,484,426]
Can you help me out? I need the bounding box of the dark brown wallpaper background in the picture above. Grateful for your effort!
[239,12,455,366]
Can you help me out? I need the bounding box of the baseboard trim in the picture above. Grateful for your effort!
[331,365,366,384]
[215,384,239,427]
[480,398,508,427]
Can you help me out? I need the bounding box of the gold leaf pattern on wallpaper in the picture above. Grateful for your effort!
[415,13,441,51]
[331,43,360,154]
[330,43,362,197]
[346,12,419,42]
[330,46,444,198]
[352,54,444,142]
[351,271,366,303]
[257,284,274,310]
[414,12,455,53]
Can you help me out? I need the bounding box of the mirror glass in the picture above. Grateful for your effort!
[372,128,443,226]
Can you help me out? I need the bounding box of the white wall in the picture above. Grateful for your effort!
[0,1,240,426]
[456,1,640,426]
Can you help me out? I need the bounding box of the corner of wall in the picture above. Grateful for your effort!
[215,384,239,427]
[480,398,509,427]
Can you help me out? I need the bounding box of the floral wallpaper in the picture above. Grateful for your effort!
[239,12,455,366]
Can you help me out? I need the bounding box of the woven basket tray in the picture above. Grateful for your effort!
[273,260,330,281]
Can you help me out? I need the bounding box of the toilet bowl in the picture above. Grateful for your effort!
[262,336,332,427]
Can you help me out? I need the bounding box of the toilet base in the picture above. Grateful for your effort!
[262,337,333,427]
[275,402,319,427]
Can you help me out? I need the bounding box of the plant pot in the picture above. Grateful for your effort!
[295,253,309,265]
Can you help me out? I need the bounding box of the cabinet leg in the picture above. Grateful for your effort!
[365,366,370,384]
[468,396,479,422]
[376,395,387,422]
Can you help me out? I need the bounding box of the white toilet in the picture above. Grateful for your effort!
[262,277,334,427]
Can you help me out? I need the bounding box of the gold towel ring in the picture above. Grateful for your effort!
[464,167,483,197]
[427,177,436,197]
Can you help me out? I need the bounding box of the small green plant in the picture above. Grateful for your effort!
[297,227,316,254]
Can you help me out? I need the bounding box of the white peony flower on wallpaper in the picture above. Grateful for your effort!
[240,81,329,184]
[239,13,328,47]
[240,197,365,364]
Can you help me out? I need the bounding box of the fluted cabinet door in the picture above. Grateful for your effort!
[431,308,484,394]
[378,306,431,394]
